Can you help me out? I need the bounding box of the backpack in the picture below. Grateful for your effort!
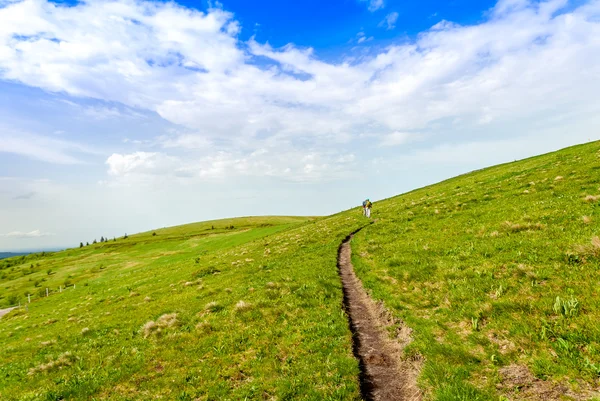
[366,201,372,208]
[362,200,367,207]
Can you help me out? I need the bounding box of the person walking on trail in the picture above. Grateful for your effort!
[365,199,372,218]
[362,199,368,216]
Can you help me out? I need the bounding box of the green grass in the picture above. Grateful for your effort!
[2,141,600,400]
[350,141,600,399]
[0,215,366,400]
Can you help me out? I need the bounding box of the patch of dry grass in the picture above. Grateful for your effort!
[502,221,545,233]
[141,313,178,338]
[234,300,252,312]
[28,352,76,376]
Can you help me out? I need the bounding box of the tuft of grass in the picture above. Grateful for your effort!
[141,313,178,338]
[28,352,76,376]
[234,300,252,312]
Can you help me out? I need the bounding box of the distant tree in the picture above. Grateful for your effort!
[100,236,104,242]
[124,233,128,239]
[113,237,116,242]
[93,239,97,244]
[152,232,157,236]
[80,242,84,248]
[86,242,89,246]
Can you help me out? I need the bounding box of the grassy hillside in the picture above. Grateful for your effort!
[2,141,600,400]
[351,141,600,399]
[0,215,367,400]
[0,252,30,260]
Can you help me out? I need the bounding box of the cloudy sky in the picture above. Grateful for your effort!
[0,0,599,251]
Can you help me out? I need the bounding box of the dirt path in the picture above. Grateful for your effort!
[0,306,17,319]
[338,230,422,401]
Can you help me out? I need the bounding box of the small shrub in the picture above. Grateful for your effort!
[7,294,19,305]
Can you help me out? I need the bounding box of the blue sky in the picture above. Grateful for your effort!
[1,0,599,251]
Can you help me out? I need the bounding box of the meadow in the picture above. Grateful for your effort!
[1,141,600,400]
[0,216,366,400]
[351,141,600,400]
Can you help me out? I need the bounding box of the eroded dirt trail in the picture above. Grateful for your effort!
[338,231,421,401]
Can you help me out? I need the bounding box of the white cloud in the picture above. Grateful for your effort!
[1,229,54,238]
[380,131,411,146]
[379,12,399,30]
[362,0,384,12]
[106,152,181,176]
[105,148,359,183]
[0,0,598,183]
[159,134,212,150]
[356,31,374,44]
[0,127,97,164]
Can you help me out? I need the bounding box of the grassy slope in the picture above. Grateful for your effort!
[351,141,600,399]
[0,215,366,400]
[3,142,600,400]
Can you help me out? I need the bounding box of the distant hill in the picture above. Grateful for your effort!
[0,252,29,260]
[1,142,599,400]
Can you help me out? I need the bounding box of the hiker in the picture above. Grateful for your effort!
[365,199,372,218]
[362,199,367,215]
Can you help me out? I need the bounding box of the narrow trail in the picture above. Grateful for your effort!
[0,306,17,319]
[338,229,422,401]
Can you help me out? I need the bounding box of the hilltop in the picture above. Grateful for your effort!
[1,141,600,400]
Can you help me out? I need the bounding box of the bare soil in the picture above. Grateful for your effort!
[338,230,422,401]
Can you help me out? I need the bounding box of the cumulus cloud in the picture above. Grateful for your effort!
[105,148,358,183]
[1,229,54,238]
[106,152,181,176]
[0,0,599,182]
